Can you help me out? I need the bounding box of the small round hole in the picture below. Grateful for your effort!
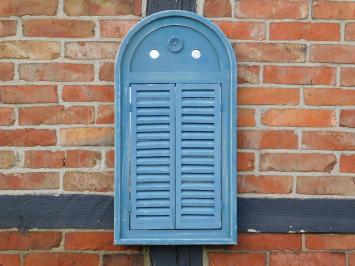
[149,49,160,59]
[191,49,201,59]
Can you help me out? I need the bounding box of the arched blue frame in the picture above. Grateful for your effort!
[114,10,237,245]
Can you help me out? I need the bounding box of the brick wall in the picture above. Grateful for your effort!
[0,0,354,265]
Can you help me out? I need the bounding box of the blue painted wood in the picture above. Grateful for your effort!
[115,10,237,245]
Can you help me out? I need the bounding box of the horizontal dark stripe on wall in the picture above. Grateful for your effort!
[1,195,354,233]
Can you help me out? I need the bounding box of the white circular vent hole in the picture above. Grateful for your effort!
[191,49,201,59]
[149,49,160,59]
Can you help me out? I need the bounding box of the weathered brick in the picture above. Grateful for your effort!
[0,86,57,104]
[106,150,114,168]
[0,254,20,266]
[0,231,61,250]
[103,254,144,266]
[302,131,355,151]
[237,65,260,84]
[19,106,94,125]
[264,66,336,85]
[297,176,355,196]
[340,110,355,128]
[100,20,138,38]
[306,234,355,250]
[260,153,336,172]
[65,42,119,60]
[261,109,336,127]
[0,63,14,81]
[64,171,114,192]
[270,252,345,266]
[63,86,114,102]
[235,43,305,63]
[65,150,100,168]
[215,21,265,40]
[304,88,355,106]
[0,0,58,16]
[238,175,293,194]
[24,151,65,168]
[209,253,266,266]
[340,154,355,173]
[19,64,94,82]
[0,20,16,37]
[204,0,231,17]
[238,108,255,127]
[60,127,114,146]
[0,172,59,190]
[0,151,16,169]
[345,23,355,41]
[99,63,114,81]
[97,105,114,124]
[0,129,56,146]
[310,45,355,64]
[341,68,355,86]
[237,152,255,171]
[270,22,340,41]
[0,41,59,59]
[350,253,355,266]
[313,0,355,19]
[0,107,15,125]
[24,253,99,266]
[238,87,299,105]
[23,19,95,38]
[238,130,298,149]
[235,0,308,19]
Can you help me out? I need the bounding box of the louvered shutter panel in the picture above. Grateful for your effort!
[130,84,175,229]
[175,84,222,229]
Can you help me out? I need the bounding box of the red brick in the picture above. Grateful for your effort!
[65,42,119,60]
[0,107,15,125]
[0,129,56,146]
[0,63,14,81]
[270,252,345,266]
[345,23,355,41]
[238,108,255,127]
[237,152,255,171]
[204,0,231,17]
[97,105,114,124]
[106,150,114,168]
[340,154,355,173]
[237,65,260,84]
[0,254,20,266]
[65,150,100,168]
[238,130,298,149]
[63,86,114,102]
[0,231,61,250]
[340,110,355,128]
[0,0,58,16]
[0,41,59,59]
[215,21,265,40]
[0,85,57,104]
[25,151,64,169]
[24,253,99,266]
[235,43,305,63]
[238,175,293,194]
[99,63,114,81]
[65,232,137,251]
[297,176,355,196]
[64,171,114,192]
[0,20,16,37]
[261,109,336,127]
[310,45,355,64]
[350,253,355,266]
[103,254,144,266]
[100,20,138,38]
[209,253,265,266]
[238,88,299,105]
[270,22,340,41]
[0,172,59,190]
[302,131,355,151]
[306,234,355,250]
[260,153,336,172]
[313,0,355,19]
[19,106,94,125]
[341,68,355,86]
[0,151,16,169]
[264,66,336,85]
[236,0,308,19]
[60,127,114,146]
[19,64,94,82]
[64,0,140,16]
[229,233,301,250]
[23,19,95,38]
[304,88,355,106]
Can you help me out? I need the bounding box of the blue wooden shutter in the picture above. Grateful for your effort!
[175,84,222,229]
[130,84,175,229]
